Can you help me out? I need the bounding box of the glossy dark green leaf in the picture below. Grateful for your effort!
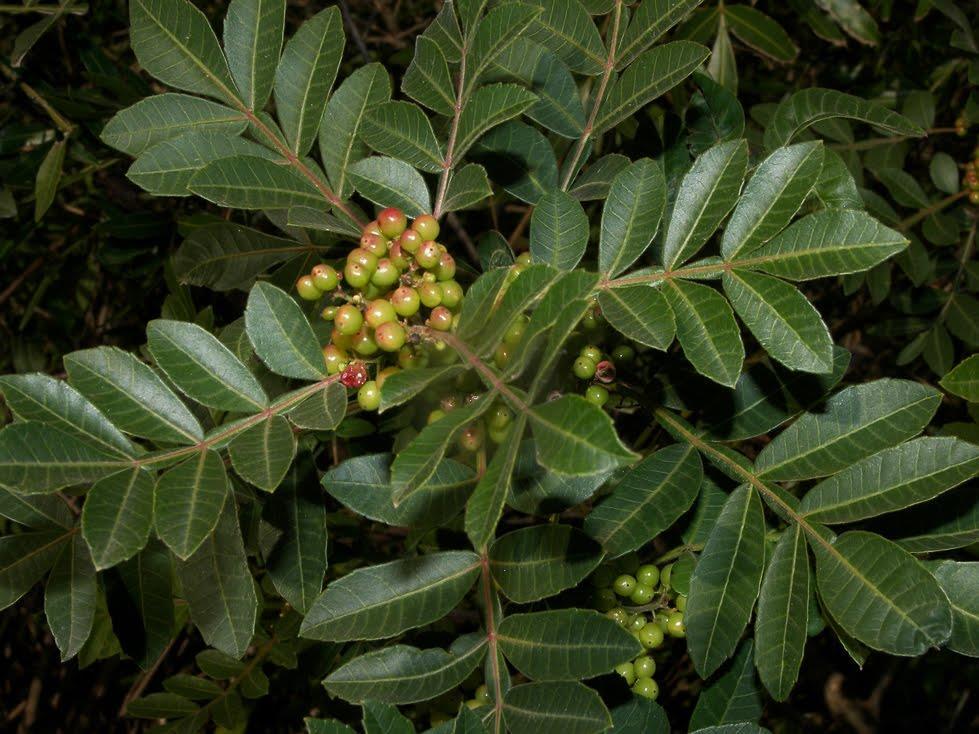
[503,681,610,734]
[154,449,230,559]
[45,533,97,661]
[811,530,951,655]
[224,0,284,111]
[228,414,296,491]
[609,698,670,734]
[529,395,637,476]
[324,633,487,704]
[598,285,676,351]
[348,156,431,216]
[663,280,744,388]
[0,529,71,611]
[404,35,455,116]
[245,281,328,380]
[530,189,589,271]
[585,444,702,557]
[616,0,706,68]
[129,0,239,104]
[117,541,174,668]
[0,487,73,529]
[754,525,809,701]
[724,5,797,61]
[361,101,444,173]
[755,379,941,481]
[147,319,268,412]
[764,88,924,150]
[65,347,203,444]
[189,155,325,210]
[300,552,480,641]
[722,270,833,373]
[941,355,979,402]
[689,639,762,729]
[686,485,766,677]
[931,561,979,657]
[0,374,135,458]
[34,139,65,222]
[466,4,542,90]
[599,159,666,277]
[176,503,258,658]
[489,524,603,602]
[472,121,557,204]
[662,140,747,269]
[520,0,605,76]
[274,7,343,156]
[444,164,493,212]
[456,83,539,160]
[465,418,526,550]
[82,468,154,570]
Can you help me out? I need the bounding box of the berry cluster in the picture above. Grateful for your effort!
[295,208,465,411]
[955,114,971,137]
[572,339,635,409]
[427,396,514,451]
[592,558,688,701]
[962,143,979,205]
[491,253,532,370]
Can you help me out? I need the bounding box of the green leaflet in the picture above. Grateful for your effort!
[663,279,744,388]
[599,158,666,277]
[584,444,702,558]
[224,0,284,111]
[176,502,258,659]
[811,531,951,655]
[498,609,642,681]
[228,414,297,491]
[81,467,155,569]
[361,100,445,173]
[529,395,637,476]
[348,156,432,216]
[941,355,979,402]
[800,437,979,523]
[685,485,766,677]
[930,561,979,657]
[753,525,809,701]
[324,633,487,704]
[530,189,589,271]
[689,639,762,729]
[154,449,230,559]
[489,524,603,603]
[0,529,72,611]
[598,285,676,351]
[44,533,97,661]
[755,379,941,480]
[300,552,481,641]
[503,681,611,734]
[245,282,328,381]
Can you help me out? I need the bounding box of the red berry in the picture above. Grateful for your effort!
[412,214,440,241]
[378,207,408,239]
[375,321,407,351]
[595,360,617,383]
[340,361,369,389]
[428,306,453,331]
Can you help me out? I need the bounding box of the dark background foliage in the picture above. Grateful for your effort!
[1,1,977,732]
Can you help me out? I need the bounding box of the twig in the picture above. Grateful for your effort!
[338,0,370,63]
[433,36,468,218]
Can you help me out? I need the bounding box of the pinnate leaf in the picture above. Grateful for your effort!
[598,285,676,351]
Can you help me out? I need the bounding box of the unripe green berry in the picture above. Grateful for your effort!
[580,345,602,363]
[375,321,406,352]
[322,344,348,375]
[573,356,597,380]
[344,261,371,289]
[418,281,443,308]
[632,677,658,700]
[630,583,655,606]
[503,315,529,347]
[415,241,440,269]
[475,685,492,705]
[611,344,635,364]
[321,306,338,322]
[638,622,664,649]
[584,385,609,407]
[435,253,456,281]
[427,409,446,424]
[666,611,686,638]
[516,251,532,266]
[347,247,378,273]
[606,608,629,626]
[365,299,397,328]
[493,343,511,369]
[633,655,655,678]
[636,564,660,588]
[627,614,647,633]
[351,327,379,356]
[371,258,400,288]
[335,304,364,336]
[378,207,408,239]
[458,423,484,452]
[615,662,636,686]
[487,404,513,431]
[391,286,421,317]
[412,214,440,241]
[399,228,423,254]
[357,380,381,411]
[613,574,637,597]
[363,282,384,300]
[440,280,464,309]
[660,563,673,589]
[428,306,453,331]
[311,264,340,292]
[398,346,429,370]
[297,275,320,301]
[675,594,687,612]
[388,242,409,270]
[360,233,389,257]
[331,329,354,352]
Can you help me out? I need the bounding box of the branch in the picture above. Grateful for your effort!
[480,554,505,734]
[559,0,624,191]
[434,39,469,219]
